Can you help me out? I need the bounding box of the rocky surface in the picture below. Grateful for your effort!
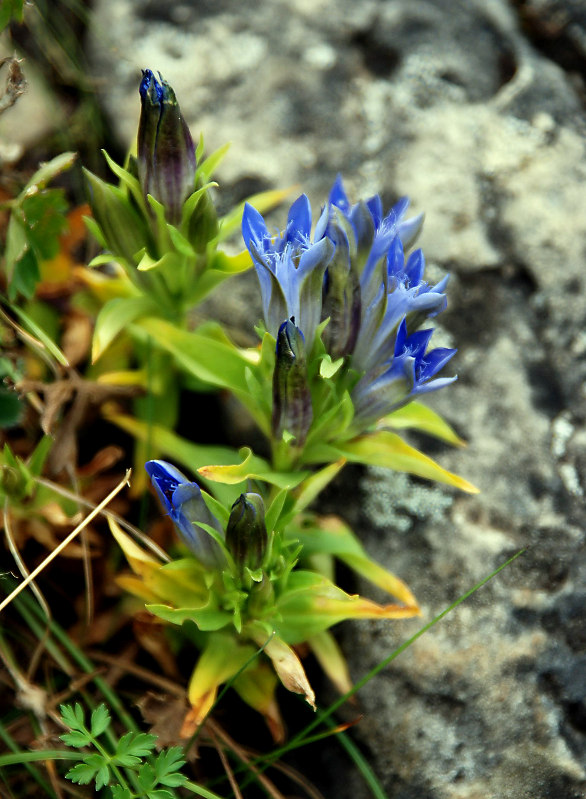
[85,0,586,796]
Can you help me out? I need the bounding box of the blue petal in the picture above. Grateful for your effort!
[366,195,383,228]
[145,459,189,514]
[242,202,269,251]
[286,194,312,242]
[329,174,350,213]
[405,249,425,286]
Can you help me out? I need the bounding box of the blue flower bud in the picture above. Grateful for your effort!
[145,460,225,569]
[272,318,313,447]
[226,493,267,573]
[138,69,196,225]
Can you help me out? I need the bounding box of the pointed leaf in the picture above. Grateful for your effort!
[307,630,352,695]
[379,400,466,447]
[306,431,478,493]
[90,704,111,737]
[275,571,419,643]
[288,515,418,607]
[23,153,77,193]
[8,303,69,366]
[92,296,158,361]
[135,317,251,395]
[196,143,231,183]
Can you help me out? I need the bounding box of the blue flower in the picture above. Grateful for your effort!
[138,70,196,225]
[351,318,457,425]
[324,176,448,373]
[242,195,334,348]
[145,460,225,568]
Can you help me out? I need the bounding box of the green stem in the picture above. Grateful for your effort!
[0,750,85,767]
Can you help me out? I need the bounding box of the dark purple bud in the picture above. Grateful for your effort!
[321,215,361,359]
[226,493,267,573]
[137,69,196,225]
[272,319,313,447]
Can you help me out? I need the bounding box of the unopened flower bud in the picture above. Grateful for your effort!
[226,493,267,573]
[322,211,361,359]
[138,69,196,225]
[272,318,313,447]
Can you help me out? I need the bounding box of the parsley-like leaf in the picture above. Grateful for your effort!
[60,703,87,733]
[114,731,157,766]
[90,703,111,737]
[154,747,187,788]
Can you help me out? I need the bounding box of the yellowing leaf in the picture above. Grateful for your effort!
[108,518,161,577]
[307,431,479,493]
[275,570,420,643]
[307,630,352,696]
[198,446,308,490]
[185,634,256,729]
[288,515,418,608]
[379,400,466,447]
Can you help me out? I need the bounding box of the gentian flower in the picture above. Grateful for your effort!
[351,318,457,426]
[272,318,313,446]
[242,195,334,348]
[138,69,196,225]
[145,460,225,568]
[324,175,449,374]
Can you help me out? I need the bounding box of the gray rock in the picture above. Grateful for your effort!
[87,0,586,796]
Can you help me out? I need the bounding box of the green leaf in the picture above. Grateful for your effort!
[21,189,69,259]
[65,761,101,786]
[286,516,418,607]
[105,411,253,506]
[26,435,53,477]
[146,790,174,799]
[146,603,232,631]
[155,747,187,787]
[137,762,157,792]
[196,143,231,183]
[59,730,91,748]
[102,149,148,216]
[59,703,86,733]
[0,0,24,31]
[4,214,39,300]
[89,704,111,737]
[94,761,111,790]
[180,182,218,230]
[135,317,252,397]
[114,731,157,765]
[23,153,77,193]
[305,431,479,493]
[0,389,23,428]
[379,400,465,447]
[8,303,69,366]
[111,785,133,799]
[92,296,158,362]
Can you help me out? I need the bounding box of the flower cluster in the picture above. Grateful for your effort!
[242,176,456,443]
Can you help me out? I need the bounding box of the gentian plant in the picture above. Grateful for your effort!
[110,460,419,740]
[79,69,477,736]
